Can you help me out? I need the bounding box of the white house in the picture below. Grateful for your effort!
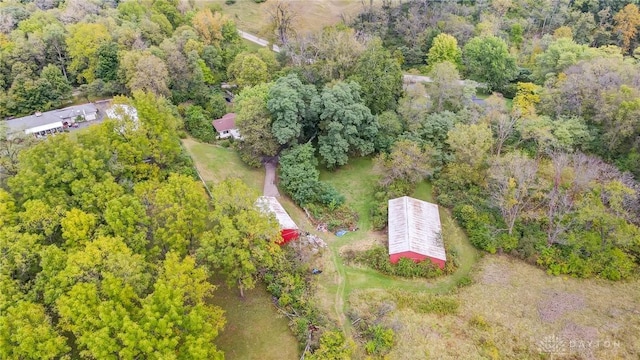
[212,113,241,139]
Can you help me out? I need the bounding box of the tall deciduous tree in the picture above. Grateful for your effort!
[234,82,279,166]
[0,300,69,360]
[351,39,403,114]
[426,33,462,70]
[426,61,474,113]
[446,122,494,169]
[136,174,208,258]
[267,73,318,145]
[227,52,270,89]
[66,23,111,84]
[199,179,281,297]
[488,152,541,235]
[137,252,225,359]
[312,81,378,168]
[463,35,518,91]
[374,139,434,186]
[614,4,640,52]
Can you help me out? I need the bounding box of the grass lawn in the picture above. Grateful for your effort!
[181,138,264,192]
[209,279,299,360]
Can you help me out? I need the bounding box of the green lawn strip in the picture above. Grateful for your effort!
[208,278,299,360]
[319,157,378,231]
[181,138,264,192]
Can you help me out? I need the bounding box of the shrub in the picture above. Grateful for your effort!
[184,105,216,143]
[353,245,449,278]
[225,0,236,4]
[364,324,394,355]
[417,296,459,315]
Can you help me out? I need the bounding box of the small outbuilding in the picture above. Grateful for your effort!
[212,113,241,139]
[388,196,446,269]
[256,196,300,245]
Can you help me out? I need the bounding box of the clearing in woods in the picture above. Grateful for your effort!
[203,0,383,35]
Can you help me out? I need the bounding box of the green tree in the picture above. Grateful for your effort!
[40,64,72,105]
[279,143,321,205]
[227,52,270,88]
[305,330,354,360]
[312,81,378,168]
[463,36,518,91]
[184,105,216,143]
[374,139,434,186]
[137,252,225,359]
[533,38,597,82]
[60,208,96,249]
[267,73,318,145]
[66,23,112,84]
[426,33,463,70]
[446,122,494,169]
[351,39,403,114]
[0,301,69,360]
[136,174,208,258]
[426,61,474,112]
[199,179,282,297]
[95,42,120,82]
[234,82,280,166]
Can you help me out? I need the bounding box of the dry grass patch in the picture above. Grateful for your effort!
[204,0,384,35]
[345,255,640,359]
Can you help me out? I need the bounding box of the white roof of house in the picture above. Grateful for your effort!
[256,196,298,230]
[388,196,446,261]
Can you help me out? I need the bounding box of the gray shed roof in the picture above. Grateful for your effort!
[388,196,446,261]
[4,103,98,134]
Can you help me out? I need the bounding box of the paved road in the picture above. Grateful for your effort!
[238,30,281,53]
[263,161,280,197]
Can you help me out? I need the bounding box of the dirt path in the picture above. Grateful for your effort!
[263,161,280,197]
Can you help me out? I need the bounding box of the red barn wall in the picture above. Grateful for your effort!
[389,251,445,269]
[278,229,299,245]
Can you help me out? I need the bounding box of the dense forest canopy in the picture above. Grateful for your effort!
[1,0,640,358]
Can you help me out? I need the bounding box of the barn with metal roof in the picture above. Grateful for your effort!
[256,196,299,244]
[388,196,446,269]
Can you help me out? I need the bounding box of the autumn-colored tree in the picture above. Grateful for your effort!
[614,4,640,52]
[512,82,541,118]
[192,8,226,45]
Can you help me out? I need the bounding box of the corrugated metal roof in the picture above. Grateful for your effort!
[388,196,446,261]
[256,196,298,230]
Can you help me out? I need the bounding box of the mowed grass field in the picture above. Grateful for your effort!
[182,138,299,359]
[203,0,384,35]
